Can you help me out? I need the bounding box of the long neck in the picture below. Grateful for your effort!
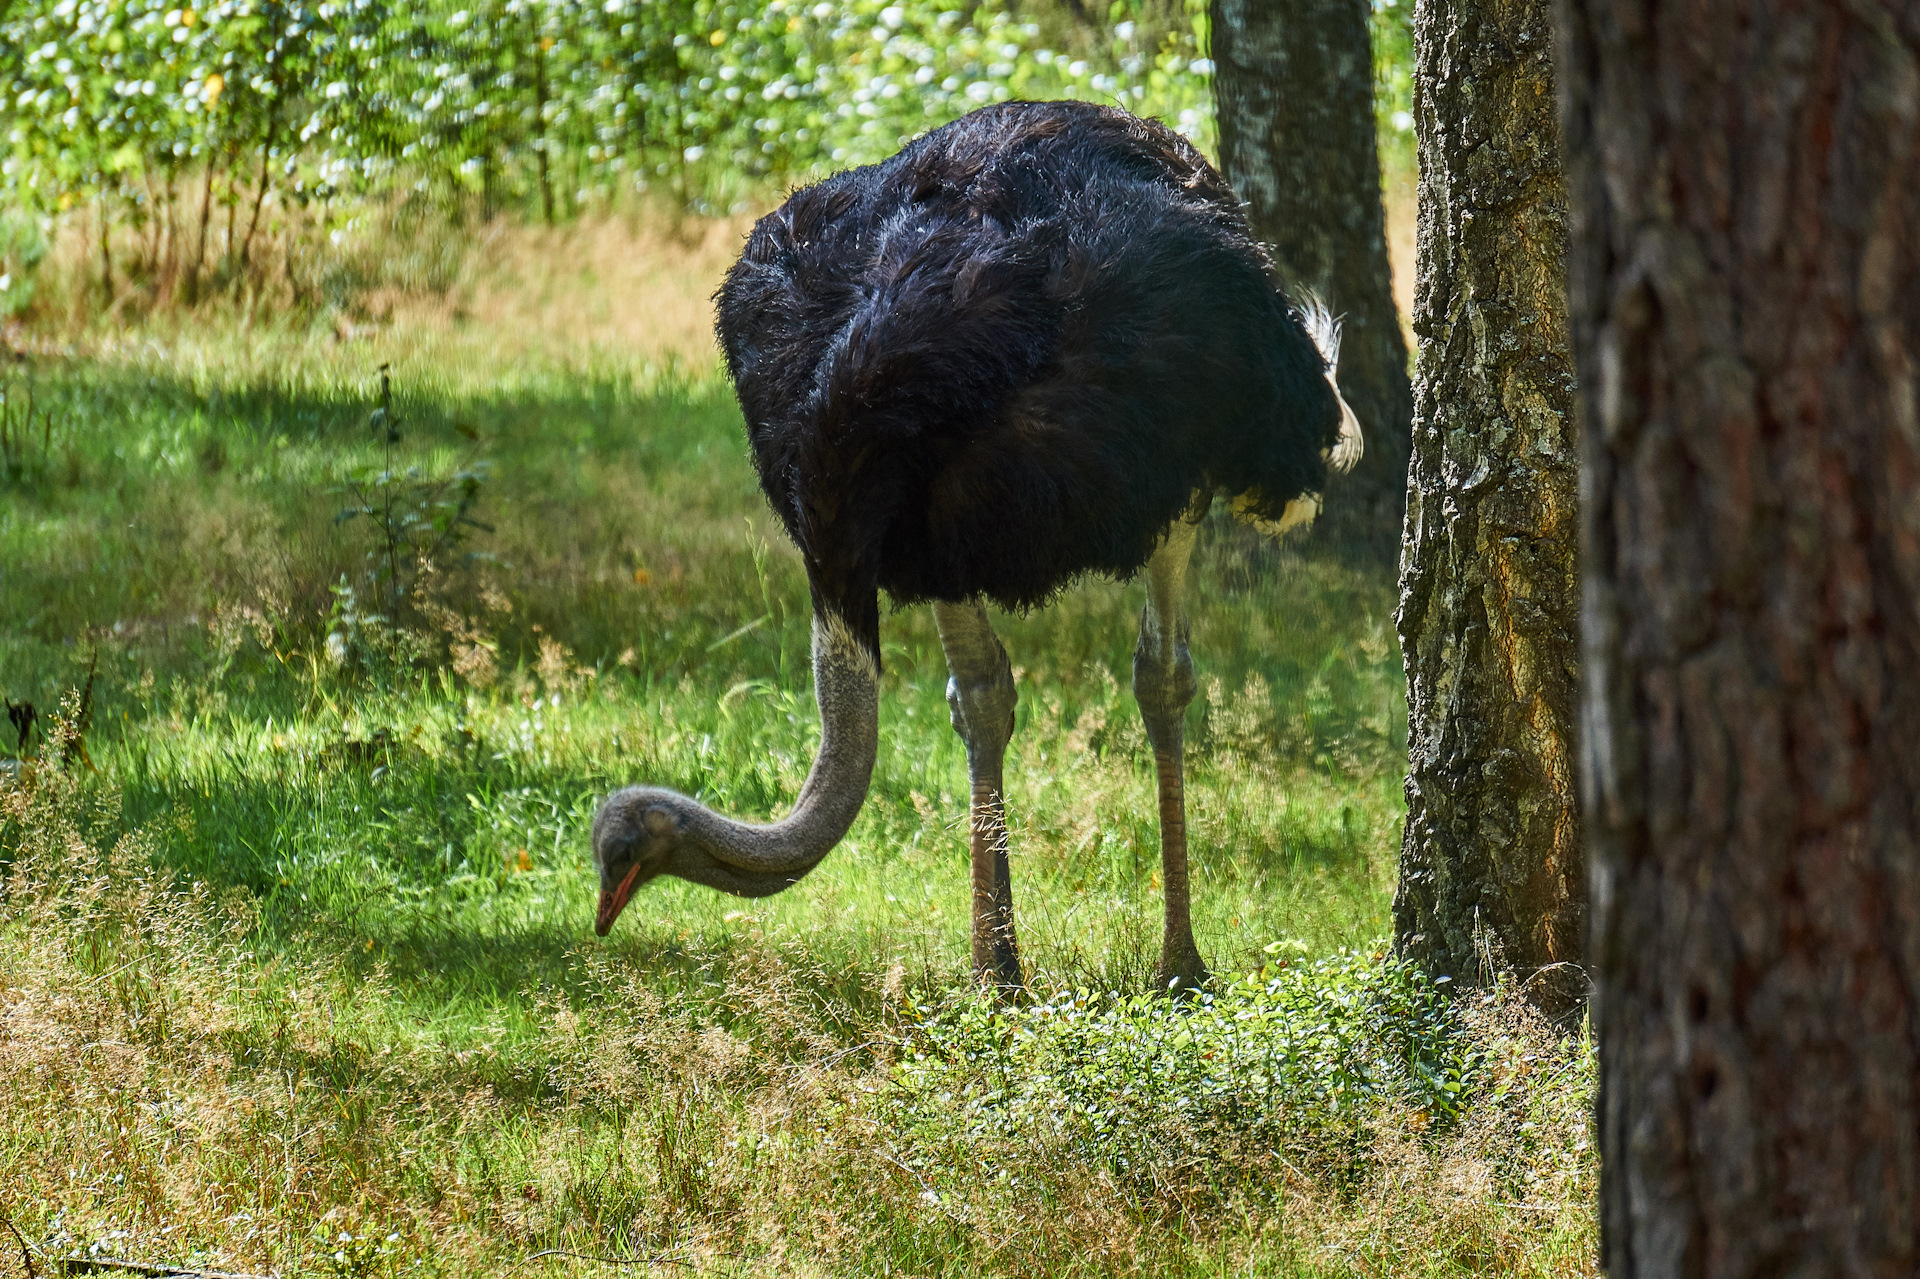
[672,610,879,886]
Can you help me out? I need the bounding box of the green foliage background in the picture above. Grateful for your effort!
[2,0,1414,312]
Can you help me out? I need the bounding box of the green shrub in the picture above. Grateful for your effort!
[0,209,49,316]
[893,951,1479,1186]
[0,0,1215,246]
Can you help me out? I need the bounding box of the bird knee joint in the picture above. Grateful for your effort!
[1133,645,1196,735]
[947,666,1017,754]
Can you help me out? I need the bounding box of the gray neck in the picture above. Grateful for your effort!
[670,611,878,888]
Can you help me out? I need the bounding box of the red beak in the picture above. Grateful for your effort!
[595,863,645,936]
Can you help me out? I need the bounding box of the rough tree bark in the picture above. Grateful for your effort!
[1555,0,1920,1271]
[1211,0,1413,559]
[1391,0,1583,1012]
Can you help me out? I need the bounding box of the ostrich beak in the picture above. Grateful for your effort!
[595,863,646,937]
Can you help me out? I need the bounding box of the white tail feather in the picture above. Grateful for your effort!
[1297,296,1344,369]
[1294,295,1364,474]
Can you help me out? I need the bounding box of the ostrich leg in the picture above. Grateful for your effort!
[1134,516,1208,991]
[931,600,1024,991]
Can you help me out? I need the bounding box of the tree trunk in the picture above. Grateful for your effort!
[1391,0,1583,1013]
[188,161,216,305]
[160,174,179,306]
[240,127,273,277]
[97,190,115,309]
[240,56,281,282]
[1555,0,1920,1270]
[535,37,555,226]
[1210,0,1412,560]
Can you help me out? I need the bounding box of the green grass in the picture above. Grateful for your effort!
[0,272,1593,1276]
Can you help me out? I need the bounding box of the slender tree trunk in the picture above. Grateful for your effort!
[160,174,179,305]
[1391,0,1583,1012]
[1556,0,1920,1270]
[240,135,271,276]
[535,37,556,225]
[240,87,279,279]
[221,138,238,270]
[143,170,163,278]
[97,189,115,309]
[188,160,215,305]
[1210,0,1412,560]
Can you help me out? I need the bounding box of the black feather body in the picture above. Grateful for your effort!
[716,100,1342,655]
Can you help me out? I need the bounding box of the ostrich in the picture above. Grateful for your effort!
[592,100,1361,991]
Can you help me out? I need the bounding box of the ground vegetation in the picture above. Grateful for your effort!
[1,220,1594,1274]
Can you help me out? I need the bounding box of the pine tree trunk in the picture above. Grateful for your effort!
[1210,0,1412,560]
[1556,0,1920,1269]
[1391,0,1583,1012]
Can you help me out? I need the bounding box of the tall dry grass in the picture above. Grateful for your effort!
[16,154,1416,364]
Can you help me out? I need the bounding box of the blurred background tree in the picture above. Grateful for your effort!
[1211,0,1412,563]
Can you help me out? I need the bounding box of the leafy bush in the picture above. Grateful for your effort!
[893,950,1480,1186]
[0,209,50,315]
[3,0,1217,216]
[325,363,494,685]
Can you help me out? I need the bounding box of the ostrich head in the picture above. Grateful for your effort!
[591,780,837,933]
[591,788,676,935]
[591,611,880,936]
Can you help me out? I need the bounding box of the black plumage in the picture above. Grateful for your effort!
[715,100,1344,655]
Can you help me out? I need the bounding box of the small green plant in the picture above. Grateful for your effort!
[312,1220,407,1279]
[329,363,491,682]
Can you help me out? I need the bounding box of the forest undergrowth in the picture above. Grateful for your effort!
[1,209,1589,1276]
